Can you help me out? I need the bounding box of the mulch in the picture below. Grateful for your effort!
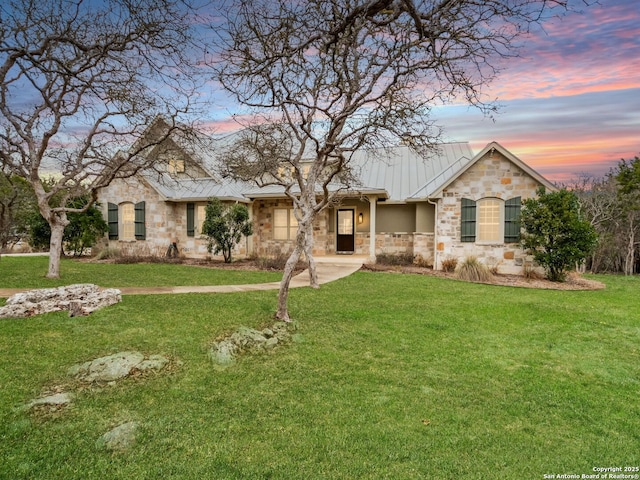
[360,263,606,291]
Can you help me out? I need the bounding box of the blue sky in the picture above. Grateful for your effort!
[204,0,640,183]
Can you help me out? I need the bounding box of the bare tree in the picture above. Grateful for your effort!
[213,0,588,321]
[0,0,205,278]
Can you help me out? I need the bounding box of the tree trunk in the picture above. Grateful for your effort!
[303,220,319,288]
[47,221,65,278]
[276,241,303,322]
[624,214,635,276]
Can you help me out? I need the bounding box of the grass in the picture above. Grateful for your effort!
[0,256,282,289]
[1,258,639,479]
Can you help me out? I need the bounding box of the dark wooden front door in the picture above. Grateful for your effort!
[336,209,355,253]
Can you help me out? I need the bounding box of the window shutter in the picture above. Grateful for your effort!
[107,202,119,240]
[186,203,195,237]
[461,198,476,242]
[134,201,146,240]
[504,196,521,243]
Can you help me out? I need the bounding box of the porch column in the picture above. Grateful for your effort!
[368,195,377,263]
[246,201,254,256]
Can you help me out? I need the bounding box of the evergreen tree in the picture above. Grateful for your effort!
[201,198,253,263]
[520,187,598,281]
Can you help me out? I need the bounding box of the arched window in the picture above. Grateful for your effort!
[121,203,135,240]
[460,197,521,244]
[477,198,502,242]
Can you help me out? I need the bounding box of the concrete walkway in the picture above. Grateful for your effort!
[0,256,365,298]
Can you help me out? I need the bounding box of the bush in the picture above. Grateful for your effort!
[520,187,598,282]
[413,254,432,268]
[441,257,458,272]
[376,251,415,266]
[455,256,493,282]
[255,253,290,270]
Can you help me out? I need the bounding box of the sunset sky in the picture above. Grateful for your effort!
[205,0,640,183]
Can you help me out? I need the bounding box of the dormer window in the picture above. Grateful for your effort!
[168,158,185,174]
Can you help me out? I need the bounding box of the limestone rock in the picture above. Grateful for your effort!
[138,354,170,372]
[0,284,121,319]
[25,392,74,410]
[209,322,294,368]
[69,351,169,383]
[209,340,238,369]
[97,422,139,451]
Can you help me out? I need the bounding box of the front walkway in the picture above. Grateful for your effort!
[0,256,365,298]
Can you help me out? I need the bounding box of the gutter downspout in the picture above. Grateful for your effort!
[427,197,439,270]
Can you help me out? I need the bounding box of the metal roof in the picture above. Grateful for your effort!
[351,143,473,202]
[144,175,249,202]
[139,127,492,203]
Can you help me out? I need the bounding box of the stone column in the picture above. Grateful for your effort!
[368,195,377,263]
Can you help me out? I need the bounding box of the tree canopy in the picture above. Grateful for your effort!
[520,187,598,282]
[0,0,204,277]
[201,198,253,263]
[213,0,591,320]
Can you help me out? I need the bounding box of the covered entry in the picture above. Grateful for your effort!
[336,209,355,253]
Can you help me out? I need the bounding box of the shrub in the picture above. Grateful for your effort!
[254,251,306,271]
[95,247,121,260]
[520,187,598,281]
[413,254,432,268]
[441,256,458,273]
[455,256,493,282]
[201,198,252,263]
[522,262,543,280]
[376,251,415,266]
[255,253,290,270]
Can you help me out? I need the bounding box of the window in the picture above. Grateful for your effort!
[121,203,135,240]
[477,198,501,242]
[273,208,298,240]
[197,205,207,234]
[105,202,145,241]
[188,203,215,237]
[168,158,185,174]
[460,197,521,243]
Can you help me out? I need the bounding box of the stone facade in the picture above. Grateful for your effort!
[251,199,332,256]
[98,177,247,260]
[95,141,550,274]
[433,150,543,274]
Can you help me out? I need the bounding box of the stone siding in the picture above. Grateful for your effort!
[98,178,247,260]
[434,150,543,274]
[252,199,331,256]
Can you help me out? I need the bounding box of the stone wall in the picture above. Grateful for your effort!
[252,199,331,256]
[353,232,434,265]
[434,150,544,274]
[98,178,247,260]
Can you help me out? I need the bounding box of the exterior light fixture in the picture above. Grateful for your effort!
[358,212,364,224]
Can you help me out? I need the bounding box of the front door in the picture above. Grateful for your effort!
[336,209,355,253]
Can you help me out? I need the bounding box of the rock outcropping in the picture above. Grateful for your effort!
[209,322,296,369]
[68,351,170,383]
[0,284,121,318]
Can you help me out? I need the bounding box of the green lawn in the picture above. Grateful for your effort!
[0,256,282,289]
[0,259,638,479]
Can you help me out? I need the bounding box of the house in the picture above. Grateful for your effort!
[97,129,556,274]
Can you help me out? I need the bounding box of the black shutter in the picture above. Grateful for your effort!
[134,201,146,240]
[107,202,118,240]
[187,203,195,237]
[461,198,476,242]
[504,197,521,243]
